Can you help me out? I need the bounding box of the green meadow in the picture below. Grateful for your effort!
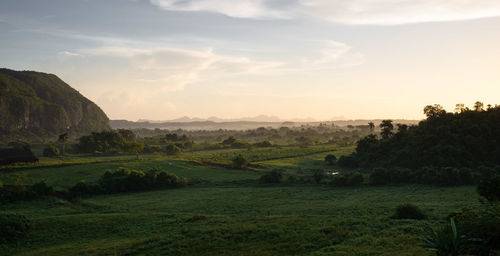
[0,145,481,256]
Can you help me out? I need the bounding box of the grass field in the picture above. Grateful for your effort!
[0,145,482,255]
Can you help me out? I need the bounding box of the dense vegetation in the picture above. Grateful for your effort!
[0,68,110,142]
[353,103,500,169]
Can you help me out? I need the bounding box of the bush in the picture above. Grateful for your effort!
[0,214,31,244]
[346,172,364,186]
[69,181,97,198]
[451,203,500,255]
[142,144,163,154]
[477,174,500,202]
[313,170,327,184]
[0,181,54,203]
[369,168,391,185]
[324,154,337,165]
[42,145,60,157]
[165,144,182,155]
[422,218,465,256]
[338,155,358,169]
[232,154,249,169]
[97,168,187,195]
[331,172,364,187]
[260,169,283,184]
[254,141,273,147]
[30,181,54,196]
[392,204,426,220]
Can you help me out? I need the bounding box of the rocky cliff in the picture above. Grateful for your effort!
[0,68,110,141]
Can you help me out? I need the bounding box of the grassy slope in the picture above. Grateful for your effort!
[0,146,481,255]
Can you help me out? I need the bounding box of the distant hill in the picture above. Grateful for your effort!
[0,68,110,141]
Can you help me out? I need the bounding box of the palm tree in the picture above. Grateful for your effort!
[58,133,69,155]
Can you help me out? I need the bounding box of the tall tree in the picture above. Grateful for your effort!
[368,122,375,132]
[58,133,69,155]
[474,101,484,112]
[424,104,446,119]
[379,120,394,139]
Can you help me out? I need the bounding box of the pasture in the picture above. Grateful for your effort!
[0,145,481,255]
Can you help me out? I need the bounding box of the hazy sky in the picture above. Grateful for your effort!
[1,0,500,121]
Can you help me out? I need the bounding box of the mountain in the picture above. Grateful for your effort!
[0,68,110,141]
[137,115,317,123]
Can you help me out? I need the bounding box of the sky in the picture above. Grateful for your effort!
[1,0,500,121]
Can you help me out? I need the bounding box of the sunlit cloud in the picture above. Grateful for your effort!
[150,0,500,25]
[300,40,365,70]
[81,45,283,91]
[57,50,84,60]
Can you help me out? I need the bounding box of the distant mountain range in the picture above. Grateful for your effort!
[111,118,420,130]
[0,68,110,141]
[137,115,319,123]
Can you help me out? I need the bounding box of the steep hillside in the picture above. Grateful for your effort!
[0,68,110,141]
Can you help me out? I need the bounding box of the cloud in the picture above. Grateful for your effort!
[80,45,282,91]
[149,0,294,19]
[305,40,364,68]
[57,50,84,61]
[150,0,500,25]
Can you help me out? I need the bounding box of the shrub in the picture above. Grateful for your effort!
[0,214,31,244]
[338,155,358,169]
[254,141,272,147]
[477,174,500,202]
[232,154,249,169]
[451,203,500,255]
[142,144,163,154]
[346,172,364,186]
[165,144,182,155]
[68,181,97,198]
[42,145,60,157]
[369,168,391,185]
[313,170,327,184]
[324,154,337,165]
[390,167,415,184]
[422,218,465,256]
[30,181,54,196]
[89,168,188,196]
[0,181,54,203]
[260,169,283,184]
[331,172,364,187]
[392,204,426,220]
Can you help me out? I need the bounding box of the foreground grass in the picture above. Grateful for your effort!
[2,184,480,256]
[0,146,482,255]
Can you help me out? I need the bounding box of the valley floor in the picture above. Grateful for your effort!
[0,146,481,255]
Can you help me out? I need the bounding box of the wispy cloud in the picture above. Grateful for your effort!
[57,50,84,58]
[81,45,282,91]
[150,0,500,25]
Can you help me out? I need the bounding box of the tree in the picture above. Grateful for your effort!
[424,104,446,119]
[222,136,237,146]
[58,133,69,155]
[368,122,375,132]
[379,120,394,139]
[324,154,337,165]
[77,131,126,154]
[477,175,500,202]
[117,129,136,142]
[165,144,182,155]
[43,145,60,157]
[232,154,249,169]
[473,101,484,112]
